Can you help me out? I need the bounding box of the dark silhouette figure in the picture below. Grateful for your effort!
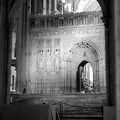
[23,88,27,94]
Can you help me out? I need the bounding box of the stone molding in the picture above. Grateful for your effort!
[31,24,104,38]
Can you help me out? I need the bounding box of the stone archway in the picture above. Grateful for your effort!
[69,41,105,93]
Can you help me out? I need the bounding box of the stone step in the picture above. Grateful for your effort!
[63,106,103,113]
[60,112,102,115]
[61,114,103,117]
[59,114,103,120]
[58,106,103,120]
[62,118,103,120]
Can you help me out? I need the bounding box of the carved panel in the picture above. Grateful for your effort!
[31,24,104,37]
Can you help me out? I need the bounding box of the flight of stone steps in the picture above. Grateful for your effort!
[57,105,103,120]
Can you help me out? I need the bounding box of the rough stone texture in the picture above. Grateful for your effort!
[12,93,107,107]
[25,23,106,94]
[8,2,107,106]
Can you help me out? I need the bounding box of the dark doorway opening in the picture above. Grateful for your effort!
[76,61,94,93]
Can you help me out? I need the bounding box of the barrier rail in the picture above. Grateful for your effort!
[29,11,103,29]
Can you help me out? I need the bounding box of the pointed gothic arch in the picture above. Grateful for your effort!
[69,40,106,93]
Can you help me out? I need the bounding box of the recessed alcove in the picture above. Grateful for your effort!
[76,60,94,93]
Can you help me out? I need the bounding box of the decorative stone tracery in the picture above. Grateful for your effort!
[67,40,105,93]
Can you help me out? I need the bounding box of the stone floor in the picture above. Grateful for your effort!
[11,92,107,106]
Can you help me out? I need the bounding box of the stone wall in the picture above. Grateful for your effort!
[8,1,106,96]
[25,23,106,94]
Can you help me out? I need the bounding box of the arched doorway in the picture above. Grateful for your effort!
[76,60,94,93]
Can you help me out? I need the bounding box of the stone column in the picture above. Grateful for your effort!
[93,60,100,92]
[34,0,37,14]
[63,64,66,92]
[0,1,8,105]
[115,0,120,119]
[68,61,72,92]
[28,0,31,15]
[43,0,47,15]
[66,61,70,92]
[71,70,76,93]
[66,59,72,93]
[49,0,52,14]
[15,3,23,93]
[54,0,57,11]
[96,60,100,91]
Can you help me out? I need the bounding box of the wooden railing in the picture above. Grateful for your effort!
[29,11,103,29]
[56,112,61,120]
